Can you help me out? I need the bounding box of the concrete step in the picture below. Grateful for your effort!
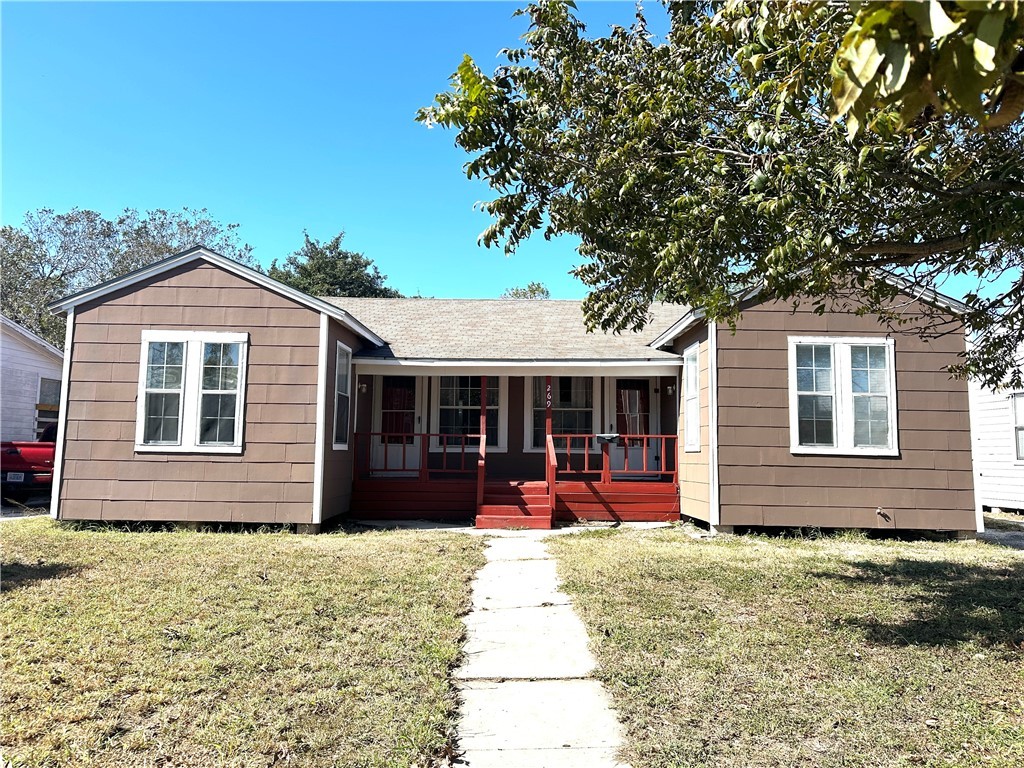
[475,515,553,530]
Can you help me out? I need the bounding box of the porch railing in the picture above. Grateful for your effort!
[353,432,485,483]
[545,435,558,510]
[550,434,678,484]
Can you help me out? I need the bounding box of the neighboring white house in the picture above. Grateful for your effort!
[969,345,1024,513]
[0,314,64,442]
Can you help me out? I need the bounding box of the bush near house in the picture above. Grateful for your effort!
[0,518,484,768]
[550,527,1024,768]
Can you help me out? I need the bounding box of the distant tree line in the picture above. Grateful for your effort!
[0,208,402,347]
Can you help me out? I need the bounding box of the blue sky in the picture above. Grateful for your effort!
[2,0,654,299]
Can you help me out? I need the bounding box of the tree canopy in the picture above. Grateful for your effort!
[268,232,402,299]
[419,0,1024,388]
[0,207,256,347]
[502,281,552,298]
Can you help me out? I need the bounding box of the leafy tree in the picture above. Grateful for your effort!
[0,207,256,346]
[268,232,402,298]
[419,0,1024,388]
[827,0,1024,133]
[502,281,551,298]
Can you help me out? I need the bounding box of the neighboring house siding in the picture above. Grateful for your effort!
[0,324,63,442]
[59,262,321,524]
[321,319,364,521]
[673,327,710,522]
[969,377,1024,511]
[716,299,974,531]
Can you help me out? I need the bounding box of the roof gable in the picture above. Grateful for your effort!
[0,314,64,360]
[47,246,384,346]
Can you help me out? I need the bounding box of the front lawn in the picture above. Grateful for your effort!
[0,518,484,767]
[549,527,1024,768]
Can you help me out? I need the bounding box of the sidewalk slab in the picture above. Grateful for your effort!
[484,538,551,561]
[457,604,596,680]
[457,679,626,753]
[471,559,569,609]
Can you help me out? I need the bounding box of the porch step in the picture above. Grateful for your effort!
[478,504,552,517]
[475,515,553,530]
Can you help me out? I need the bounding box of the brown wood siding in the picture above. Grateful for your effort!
[716,299,974,531]
[673,327,711,522]
[320,319,364,522]
[59,262,321,524]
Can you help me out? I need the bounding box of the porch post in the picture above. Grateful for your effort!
[545,375,552,439]
[480,375,488,446]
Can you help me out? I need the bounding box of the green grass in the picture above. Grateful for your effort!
[1,518,484,768]
[549,527,1024,768]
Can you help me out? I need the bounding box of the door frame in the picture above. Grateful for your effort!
[370,374,427,472]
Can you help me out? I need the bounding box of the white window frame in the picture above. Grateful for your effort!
[1012,392,1024,463]
[682,343,700,452]
[522,375,600,453]
[429,375,508,453]
[135,330,249,454]
[333,341,353,450]
[787,336,899,457]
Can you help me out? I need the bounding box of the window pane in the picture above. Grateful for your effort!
[797,394,834,446]
[796,368,814,392]
[796,345,814,367]
[853,395,889,447]
[795,344,832,393]
[814,368,832,392]
[1017,428,1024,461]
[144,392,181,444]
[1013,394,1024,427]
[203,343,240,393]
[39,378,61,405]
[335,392,350,444]
[199,394,237,445]
[336,347,350,393]
[147,342,184,391]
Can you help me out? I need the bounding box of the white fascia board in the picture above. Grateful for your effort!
[0,314,64,360]
[46,247,385,347]
[648,311,705,349]
[352,359,683,377]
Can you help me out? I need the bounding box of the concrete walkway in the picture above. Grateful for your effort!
[454,534,630,768]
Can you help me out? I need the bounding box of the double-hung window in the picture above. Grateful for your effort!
[1013,393,1024,461]
[333,342,352,450]
[432,376,507,451]
[788,336,898,456]
[682,344,700,452]
[527,376,596,451]
[136,331,248,453]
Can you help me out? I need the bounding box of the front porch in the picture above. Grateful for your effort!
[350,430,680,529]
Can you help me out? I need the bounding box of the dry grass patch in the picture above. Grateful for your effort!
[549,527,1024,768]
[1,518,484,767]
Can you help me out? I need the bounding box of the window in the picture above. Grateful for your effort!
[788,336,898,456]
[682,345,700,451]
[135,331,248,453]
[526,376,596,451]
[432,376,506,451]
[333,342,352,449]
[36,377,62,439]
[1013,393,1024,461]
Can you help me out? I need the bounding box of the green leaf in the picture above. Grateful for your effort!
[973,10,1006,74]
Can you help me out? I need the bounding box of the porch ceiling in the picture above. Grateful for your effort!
[352,360,682,376]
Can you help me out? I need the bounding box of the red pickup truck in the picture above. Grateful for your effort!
[1,423,57,501]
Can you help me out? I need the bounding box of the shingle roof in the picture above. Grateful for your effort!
[320,298,687,361]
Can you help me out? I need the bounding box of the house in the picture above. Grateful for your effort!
[969,344,1024,513]
[46,246,978,534]
[1,314,64,442]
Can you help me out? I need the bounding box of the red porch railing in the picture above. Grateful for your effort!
[353,432,485,483]
[549,434,678,484]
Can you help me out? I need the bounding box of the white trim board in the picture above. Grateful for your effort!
[708,321,721,528]
[47,246,385,347]
[313,313,329,526]
[50,309,75,519]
